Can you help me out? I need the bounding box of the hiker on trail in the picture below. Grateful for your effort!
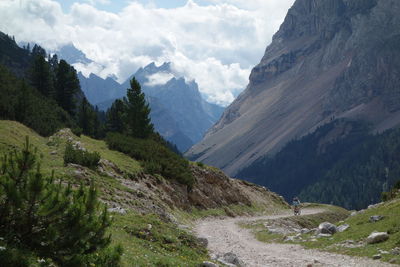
[292,197,301,215]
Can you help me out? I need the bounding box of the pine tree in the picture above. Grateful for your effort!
[124,77,153,138]
[0,137,122,266]
[78,97,95,136]
[31,44,45,57]
[56,60,80,115]
[106,98,126,133]
[30,54,54,98]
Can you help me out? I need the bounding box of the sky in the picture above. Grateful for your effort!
[0,0,295,106]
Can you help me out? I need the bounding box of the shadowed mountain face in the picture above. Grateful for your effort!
[78,62,224,152]
[186,0,400,176]
[55,44,92,65]
[131,63,224,147]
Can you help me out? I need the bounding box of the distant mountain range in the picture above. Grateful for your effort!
[75,61,224,152]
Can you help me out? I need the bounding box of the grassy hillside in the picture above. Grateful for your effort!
[300,199,400,264]
[0,120,289,266]
[242,201,400,265]
[0,121,206,266]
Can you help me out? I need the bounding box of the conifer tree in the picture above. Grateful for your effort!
[0,138,122,266]
[78,97,95,136]
[30,54,54,98]
[124,77,153,138]
[106,98,126,133]
[31,44,46,57]
[56,60,80,115]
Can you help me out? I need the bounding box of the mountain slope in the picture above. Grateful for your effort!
[237,118,400,209]
[78,72,124,105]
[79,62,224,152]
[186,0,400,175]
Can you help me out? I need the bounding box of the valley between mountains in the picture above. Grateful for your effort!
[1,0,400,266]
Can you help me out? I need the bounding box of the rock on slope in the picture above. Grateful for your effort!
[186,0,400,176]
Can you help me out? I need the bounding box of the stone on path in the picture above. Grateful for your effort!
[373,254,382,260]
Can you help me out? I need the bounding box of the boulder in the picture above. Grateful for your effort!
[369,215,383,223]
[391,247,400,255]
[318,222,337,235]
[372,254,382,260]
[201,262,218,267]
[337,224,350,232]
[219,252,245,267]
[366,232,389,244]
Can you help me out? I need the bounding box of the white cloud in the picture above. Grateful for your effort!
[85,0,111,5]
[145,72,175,86]
[0,0,295,106]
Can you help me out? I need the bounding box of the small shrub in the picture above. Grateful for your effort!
[381,180,400,201]
[105,133,194,188]
[71,127,83,137]
[144,160,162,175]
[196,162,205,168]
[64,142,100,169]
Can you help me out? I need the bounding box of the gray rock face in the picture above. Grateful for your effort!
[186,0,400,176]
[318,222,337,235]
[366,232,389,244]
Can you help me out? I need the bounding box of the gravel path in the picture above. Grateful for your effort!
[195,208,393,267]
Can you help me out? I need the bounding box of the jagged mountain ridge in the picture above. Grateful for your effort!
[131,62,224,146]
[79,62,224,152]
[186,0,400,175]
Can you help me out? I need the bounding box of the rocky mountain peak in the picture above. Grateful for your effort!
[186,0,400,176]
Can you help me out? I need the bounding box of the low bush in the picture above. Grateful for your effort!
[64,142,100,169]
[382,180,400,201]
[105,133,194,188]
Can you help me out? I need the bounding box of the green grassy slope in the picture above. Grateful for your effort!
[242,201,400,264]
[0,120,141,176]
[0,120,209,266]
[301,199,400,264]
[0,120,295,266]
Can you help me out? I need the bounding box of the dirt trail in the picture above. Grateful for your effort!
[195,208,393,267]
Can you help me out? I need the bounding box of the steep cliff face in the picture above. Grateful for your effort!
[186,0,400,175]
